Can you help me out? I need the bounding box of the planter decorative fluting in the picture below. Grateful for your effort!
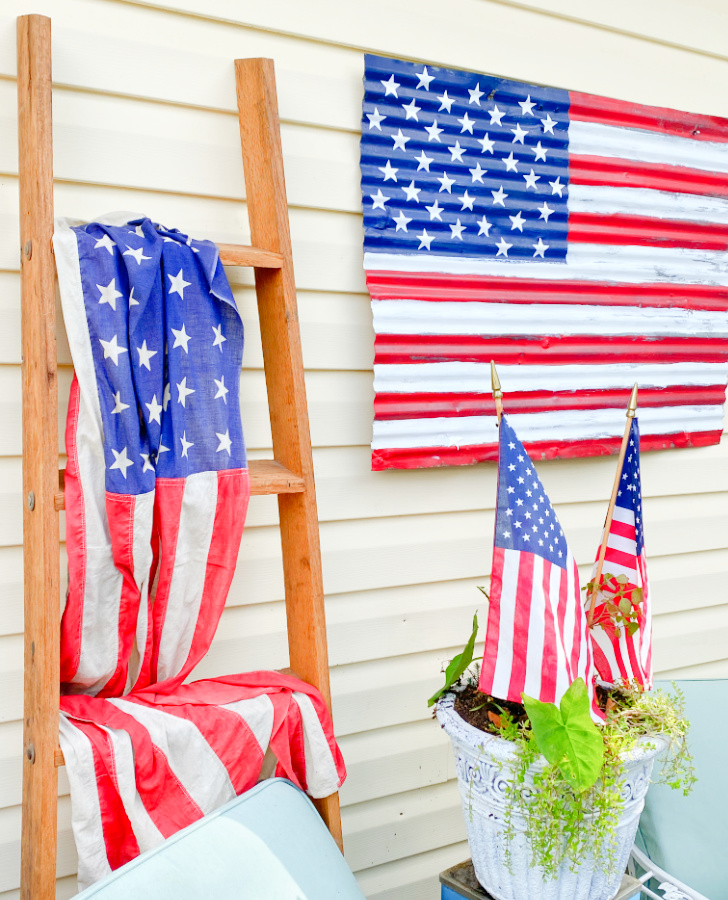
[436,693,666,900]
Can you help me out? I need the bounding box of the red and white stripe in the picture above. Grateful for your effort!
[365,92,728,470]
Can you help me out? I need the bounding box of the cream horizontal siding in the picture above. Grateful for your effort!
[0,0,727,897]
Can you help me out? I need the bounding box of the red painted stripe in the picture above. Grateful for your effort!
[569,90,728,142]
[371,430,723,470]
[374,386,727,420]
[479,546,505,695]
[507,552,535,703]
[539,561,558,704]
[98,492,140,698]
[571,155,728,199]
[366,270,728,311]
[569,213,728,251]
[154,469,250,693]
[375,335,728,366]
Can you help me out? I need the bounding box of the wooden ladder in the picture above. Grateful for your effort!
[17,14,342,900]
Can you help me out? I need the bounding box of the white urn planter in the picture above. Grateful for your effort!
[436,693,666,900]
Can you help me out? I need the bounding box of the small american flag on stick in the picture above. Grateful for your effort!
[478,411,602,720]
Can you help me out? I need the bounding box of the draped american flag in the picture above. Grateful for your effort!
[361,54,728,471]
[478,416,602,720]
[589,418,652,688]
[54,215,345,889]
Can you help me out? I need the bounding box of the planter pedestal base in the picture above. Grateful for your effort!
[440,861,642,900]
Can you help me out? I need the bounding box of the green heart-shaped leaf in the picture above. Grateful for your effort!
[522,678,604,793]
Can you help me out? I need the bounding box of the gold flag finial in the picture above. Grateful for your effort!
[627,383,638,418]
[490,360,502,399]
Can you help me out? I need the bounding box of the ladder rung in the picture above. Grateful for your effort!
[217,243,283,268]
[55,459,304,510]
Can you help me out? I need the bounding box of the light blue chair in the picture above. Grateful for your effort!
[628,679,726,900]
[75,778,365,899]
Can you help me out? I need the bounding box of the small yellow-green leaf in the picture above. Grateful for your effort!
[428,613,479,707]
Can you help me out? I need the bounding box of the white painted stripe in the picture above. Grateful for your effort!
[110,698,236,814]
[364,245,728,285]
[292,692,342,798]
[490,548,519,700]
[570,184,728,225]
[156,470,219,683]
[523,554,546,702]
[569,120,728,175]
[371,405,725,449]
[222,695,275,753]
[128,489,155,692]
[374,361,728,393]
[372,299,728,338]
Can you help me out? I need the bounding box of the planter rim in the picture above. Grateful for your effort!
[435,691,670,766]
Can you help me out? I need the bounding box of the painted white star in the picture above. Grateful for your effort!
[145,394,163,425]
[489,105,504,126]
[416,66,435,90]
[448,140,466,162]
[509,211,526,231]
[380,75,400,97]
[519,95,537,116]
[460,191,475,211]
[162,383,171,411]
[123,245,151,265]
[110,447,133,479]
[378,160,398,181]
[128,288,139,307]
[99,335,128,366]
[172,324,191,353]
[168,269,191,299]
[496,237,513,257]
[415,150,433,171]
[503,151,518,172]
[538,201,554,221]
[97,279,123,311]
[533,141,547,162]
[417,229,434,251]
[469,162,486,183]
[541,113,557,134]
[136,340,158,370]
[477,216,492,236]
[438,91,454,113]
[424,120,444,142]
[140,452,155,474]
[393,210,412,232]
[371,189,390,210]
[523,169,540,190]
[426,199,444,221]
[478,132,495,154]
[511,123,528,144]
[391,129,409,152]
[491,185,508,206]
[216,430,233,455]
[402,98,420,120]
[212,324,226,351]
[438,171,456,193]
[532,238,549,258]
[94,234,115,255]
[180,432,194,458]
[176,377,195,407]
[458,112,475,134]
[449,219,466,240]
[111,391,129,414]
[366,107,386,130]
[214,376,229,403]
[468,83,484,105]
[401,181,421,203]
[549,176,565,197]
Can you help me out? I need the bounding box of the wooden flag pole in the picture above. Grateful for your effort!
[586,383,639,627]
[491,360,503,424]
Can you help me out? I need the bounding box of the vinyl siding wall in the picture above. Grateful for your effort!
[0,0,727,897]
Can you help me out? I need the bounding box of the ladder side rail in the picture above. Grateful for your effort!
[17,14,60,900]
[234,58,342,848]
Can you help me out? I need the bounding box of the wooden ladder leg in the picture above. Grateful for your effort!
[17,14,60,900]
[234,58,343,851]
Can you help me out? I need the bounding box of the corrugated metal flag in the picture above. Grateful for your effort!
[589,418,652,688]
[361,54,728,470]
[478,416,602,719]
[54,215,345,889]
